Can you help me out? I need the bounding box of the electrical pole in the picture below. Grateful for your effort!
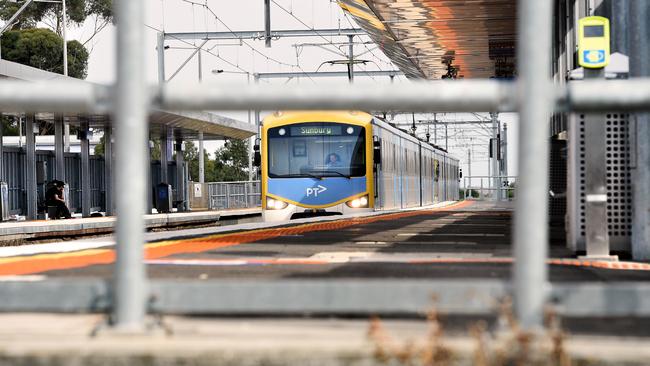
[62,0,70,152]
[490,112,499,201]
[433,113,437,144]
[347,35,354,83]
[197,49,204,184]
[445,123,448,151]
[264,0,271,47]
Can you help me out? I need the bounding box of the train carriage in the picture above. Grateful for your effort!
[256,111,459,221]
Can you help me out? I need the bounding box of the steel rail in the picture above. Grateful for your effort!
[163,28,365,41]
[1,80,650,113]
[2,279,650,317]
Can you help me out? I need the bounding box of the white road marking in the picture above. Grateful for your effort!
[309,252,375,263]
[0,240,115,258]
[396,233,505,237]
[0,275,48,282]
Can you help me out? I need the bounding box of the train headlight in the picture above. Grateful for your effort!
[346,195,369,208]
[266,197,288,210]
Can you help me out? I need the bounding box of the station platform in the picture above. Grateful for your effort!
[2,201,649,280]
[1,200,650,365]
[0,208,261,243]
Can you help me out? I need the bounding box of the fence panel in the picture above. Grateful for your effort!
[463,175,518,201]
[208,181,261,210]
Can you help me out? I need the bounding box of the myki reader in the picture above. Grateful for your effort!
[578,16,610,69]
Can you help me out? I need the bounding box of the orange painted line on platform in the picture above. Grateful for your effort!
[412,258,650,271]
[0,202,471,276]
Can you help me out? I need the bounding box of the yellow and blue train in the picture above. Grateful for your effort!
[256,111,460,221]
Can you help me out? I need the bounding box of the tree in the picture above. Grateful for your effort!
[0,0,112,42]
[1,115,19,136]
[183,141,199,181]
[212,139,250,182]
[1,28,88,79]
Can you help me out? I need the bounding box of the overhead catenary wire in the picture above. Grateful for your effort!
[270,0,349,58]
[146,23,253,77]
[180,0,300,69]
[177,0,318,83]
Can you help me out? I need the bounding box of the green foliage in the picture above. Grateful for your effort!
[181,139,250,182]
[212,139,250,182]
[0,28,88,79]
[0,0,112,30]
[1,115,19,136]
[94,135,251,182]
[94,134,105,156]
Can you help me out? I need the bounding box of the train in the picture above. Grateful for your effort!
[254,111,460,221]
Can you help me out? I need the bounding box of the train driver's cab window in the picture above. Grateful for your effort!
[267,122,366,178]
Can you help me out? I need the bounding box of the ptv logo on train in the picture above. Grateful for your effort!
[306,185,327,197]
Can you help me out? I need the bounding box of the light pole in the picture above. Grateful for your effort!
[211,69,255,181]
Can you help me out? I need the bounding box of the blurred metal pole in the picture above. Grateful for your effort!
[113,0,148,329]
[630,0,650,260]
[513,0,554,329]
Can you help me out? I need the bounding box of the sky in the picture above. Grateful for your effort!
[65,0,519,179]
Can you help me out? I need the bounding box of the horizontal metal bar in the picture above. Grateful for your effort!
[160,80,518,112]
[2,279,650,317]
[563,78,650,112]
[0,82,112,113]
[2,79,650,113]
[164,28,365,41]
[0,279,111,313]
[256,70,403,79]
[150,280,506,315]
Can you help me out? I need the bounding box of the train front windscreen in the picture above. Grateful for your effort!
[267,122,366,179]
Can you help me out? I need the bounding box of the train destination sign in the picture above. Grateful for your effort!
[291,126,342,136]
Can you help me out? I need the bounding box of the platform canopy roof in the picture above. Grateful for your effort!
[338,0,517,80]
[0,59,256,140]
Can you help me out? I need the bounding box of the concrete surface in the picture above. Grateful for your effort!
[0,314,649,365]
[0,208,261,242]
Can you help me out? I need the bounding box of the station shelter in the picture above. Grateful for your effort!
[0,59,256,220]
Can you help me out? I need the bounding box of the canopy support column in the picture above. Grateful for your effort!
[25,114,37,220]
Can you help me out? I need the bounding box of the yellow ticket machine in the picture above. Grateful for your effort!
[578,16,610,69]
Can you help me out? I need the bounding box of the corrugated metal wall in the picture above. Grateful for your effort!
[1,148,185,217]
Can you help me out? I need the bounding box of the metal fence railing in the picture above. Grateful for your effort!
[0,0,649,332]
[207,181,261,210]
[462,175,518,201]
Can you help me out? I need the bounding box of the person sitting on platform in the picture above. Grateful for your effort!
[46,180,72,219]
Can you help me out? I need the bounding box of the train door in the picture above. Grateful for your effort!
[418,144,423,207]
[433,153,440,203]
[440,156,447,201]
